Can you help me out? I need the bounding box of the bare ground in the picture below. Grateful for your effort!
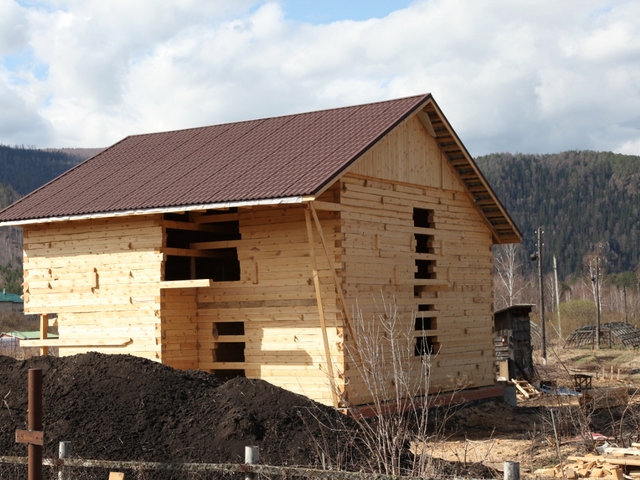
[426,345,640,475]
[2,346,640,478]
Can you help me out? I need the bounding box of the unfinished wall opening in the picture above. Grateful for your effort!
[414,234,435,254]
[213,321,245,381]
[215,322,244,336]
[215,343,245,362]
[415,259,436,279]
[163,209,241,281]
[415,317,435,331]
[413,208,434,228]
[414,285,428,298]
[415,304,436,331]
[414,336,439,356]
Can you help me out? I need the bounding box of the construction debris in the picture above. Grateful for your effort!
[513,379,540,399]
[535,446,640,478]
[564,323,640,349]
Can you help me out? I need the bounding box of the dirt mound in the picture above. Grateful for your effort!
[0,353,359,468]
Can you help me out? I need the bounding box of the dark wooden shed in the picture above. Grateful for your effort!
[494,305,534,381]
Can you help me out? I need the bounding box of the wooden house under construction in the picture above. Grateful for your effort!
[0,94,521,407]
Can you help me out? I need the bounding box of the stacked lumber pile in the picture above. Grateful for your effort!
[535,446,640,479]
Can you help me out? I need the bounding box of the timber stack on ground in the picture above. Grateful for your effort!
[0,93,521,407]
[535,446,640,479]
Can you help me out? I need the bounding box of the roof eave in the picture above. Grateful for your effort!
[0,195,308,226]
[423,98,522,244]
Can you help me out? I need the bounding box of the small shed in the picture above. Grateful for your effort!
[0,290,23,313]
[494,305,534,381]
[0,94,521,407]
[0,330,59,359]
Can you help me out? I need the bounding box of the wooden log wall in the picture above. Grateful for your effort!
[22,216,164,360]
[161,287,198,369]
[195,196,345,406]
[340,114,495,404]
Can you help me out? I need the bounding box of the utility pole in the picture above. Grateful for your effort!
[624,285,628,324]
[592,258,601,349]
[531,227,546,364]
[553,256,561,340]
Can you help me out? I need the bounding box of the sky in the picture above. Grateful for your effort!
[1,0,640,157]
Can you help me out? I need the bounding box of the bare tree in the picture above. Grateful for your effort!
[494,243,529,310]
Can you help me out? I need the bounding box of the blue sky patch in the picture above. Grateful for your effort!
[1,48,49,81]
[280,0,414,24]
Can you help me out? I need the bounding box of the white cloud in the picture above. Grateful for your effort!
[1,0,640,156]
[0,0,27,54]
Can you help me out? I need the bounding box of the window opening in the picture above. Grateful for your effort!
[415,317,435,331]
[216,322,244,336]
[414,234,434,254]
[414,336,439,356]
[215,342,245,362]
[415,259,436,279]
[413,208,434,228]
[163,209,241,282]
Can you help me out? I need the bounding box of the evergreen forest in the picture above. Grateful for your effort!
[476,150,640,280]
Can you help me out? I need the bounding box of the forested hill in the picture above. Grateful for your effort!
[0,145,99,289]
[476,151,640,278]
[0,145,98,195]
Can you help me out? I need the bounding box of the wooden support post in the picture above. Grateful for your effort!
[39,315,48,356]
[305,208,339,408]
[309,203,361,365]
[16,369,43,480]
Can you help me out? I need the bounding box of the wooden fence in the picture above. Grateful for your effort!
[0,455,445,480]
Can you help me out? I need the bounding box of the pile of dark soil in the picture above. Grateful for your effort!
[1,352,504,477]
[0,353,361,469]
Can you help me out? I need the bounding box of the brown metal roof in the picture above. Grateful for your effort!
[0,94,430,222]
[0,93,522,243]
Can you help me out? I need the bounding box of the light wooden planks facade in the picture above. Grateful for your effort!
[20,110,498,407]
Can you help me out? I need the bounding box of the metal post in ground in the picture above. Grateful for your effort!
[58,442,71,480]
[245,446,259,480]
[504,461,520,480]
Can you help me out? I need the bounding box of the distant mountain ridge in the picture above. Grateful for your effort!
[0,145,101,277]
[476,150,640,278]
[0,145,102,196]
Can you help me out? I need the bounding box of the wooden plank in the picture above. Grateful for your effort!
[160,279,214,289]
[310,200,341,212]
[40,313,48,356]
[304,207,339,408]
[21,338,132,347]
[160,248,235,258]
[192,212,239,223]
[163,220,235,233]
[15,429,44,446]
[190,239,243,250]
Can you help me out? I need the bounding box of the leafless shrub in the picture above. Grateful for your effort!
[332,296,461,477]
